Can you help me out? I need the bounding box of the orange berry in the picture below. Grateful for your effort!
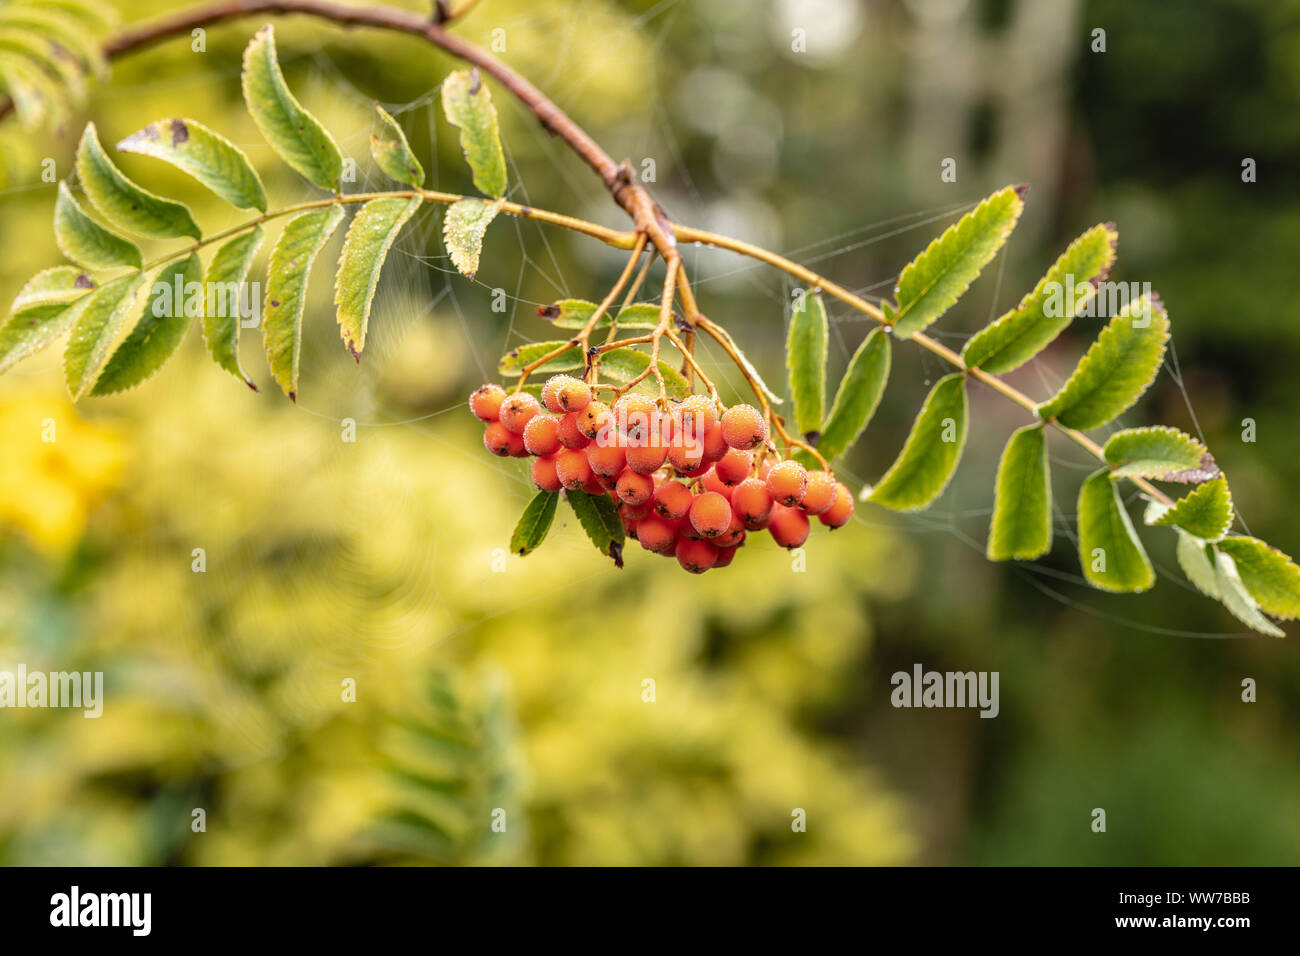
[582,473,607,496]
[531,455,562,492]
[701,422,728,462]
[542,374,591,413]
[713,543,737,568]
[667,441,704,476]
[577,401,613,440]
[483,421,513,457]
[800,470,837,515]
[557,412,591,450]
[613,394,658,440]
[637,514,678,554]
[507,432,529,457]
[819,482,855,528]
[626,441,669,474]
[720,403,767,450]
[714,447,752,485]
[498,392,540,434]
[675,394,718,438]
[731,477,774,529]
[701,467,733,500]
[586,442,627,478]
[766,459,808,507]
[523,414,561,457]
[469,383,507,422]
[621,500,653,521]
[716,511,746,548]
[615,468,654,506]
[653,480,693,520]
[675,536,719,573]
[689,491,733,538]
[555,449,591,490]
[757,457,773,480]
[768,504,810,549]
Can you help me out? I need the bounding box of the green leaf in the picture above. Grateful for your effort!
[335,196,422,358]
[987,423,1051,561]
[444,198,503,280]
[441,68,507,198]
[1217,537,1300,621]
[817,327,890,461]
[0,26,90,104]
[262,205,345,400]
[241,25,343,192]
[962,223,1117,373]
[891,185,1025,339]
[1175,531,1220,600]
[202,228,264,389]
[1076,468,1154,593]
[0,49,66,129]
[63,270,150,399]
[92,253,201,396]
[0,5,108,76]
[1102,425,1214,481]
[537,299,660,330]
[509,490,558,556]
[868,372,968,511]
[370,103,424,188]
[787,290,828,436]
[54,180,142,269]
[598,347,691,401]
[1150,476,1233,541]
[75,122,201,240]
[1036,293,1169,431]
[0,267,95,374]
[564,489,624,568]
[1213,548,1285,637]
[117,117,268,212]
[498,340,583,377]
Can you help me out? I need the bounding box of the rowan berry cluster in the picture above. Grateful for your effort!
[470,374,854,573]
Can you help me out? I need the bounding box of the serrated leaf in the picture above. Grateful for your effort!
[241,25,343,192]
[63,270,150,399]
[787,290,828,435]
[1213,549,1285,637]
[0,26,90,104]
[1217,537,1300,621]
[0,267,95,374]
[441,68,507,198]
[597,347,691,401]
[987,423,1051,561]
[564,489,624,567]
[1036,293,1169,431]
[202,228,263,388]
[1076,468,1154,593]
[92,253,201,396]
[117,117,267,212]
[962,223,1117,373]
[536,299,660,331]
[891,185,1024,339]
[509,490,558,556]
[54,180,142,269]
[444,197,502,280]
[75,122,200,240]
[498,340,583,376]
[262,205,345,399]
[370,103,424,187]
[817,327,890,462]
[335,196,421,358]
[0,49,65,129]
[1102,425,1214,481]
[868,372,968,511]
[1150,476,1232,541]
[1176,531,1220,600]
[0,5,107,76]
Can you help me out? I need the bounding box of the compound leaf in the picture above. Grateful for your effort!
[564,489,624,568]
[0,266,96,374]
[75,122,201,240]
[1216,536,1300,621]
[1213,549,1285,637]
[536,299,660,331]
[444,197,503,280]
[53,180,141,269]
[335,195,422,358]
[510,489,558,556]
[498,340,583,377]
[63,269,150,399]
[868,372,968,511]
[202,227,264,389]
[441,68,507,198]
[1077,468,1154,593]
[817,326,890,462]
[117,117,267,212]
[1102,425,1214,481]
[1150,476,1233,541]
[787,289,828,435]
[987,423,1052,561]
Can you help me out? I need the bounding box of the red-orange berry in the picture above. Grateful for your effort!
[469,383,507,422]
[621,500,653,521]
[800,470,837,515]
[637,514,678,554]
[768,504,810,549]
[498,392,540,434]
[615,468,655,506]
[819,482,854,528]
[720,403,766,450]
[689,491,733,538]
[483,421,513,456]
[586,442,627,478]
[714,447,752,486]
[766,459,808,507]
[542,374,591,414]
[701,467,733,500]
[523,414,561,457]
[556,449,591,490]
[613,394,658,441]
[716,511,746,548]
[531,455,561,492]
[578,401,613,440]
[667,441,704,475]
[507,432,529,457]
[713,543,737,568]
[653,480,693,520]
[675,394,718,438]
[626,441,669,474]
[557,412,591,449]
[701,422,728,462]
[675,536,719,573]
[582,473,607,496]
[731,477,774,530]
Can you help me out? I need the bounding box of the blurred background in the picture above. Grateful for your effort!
[1,0,1298,865]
